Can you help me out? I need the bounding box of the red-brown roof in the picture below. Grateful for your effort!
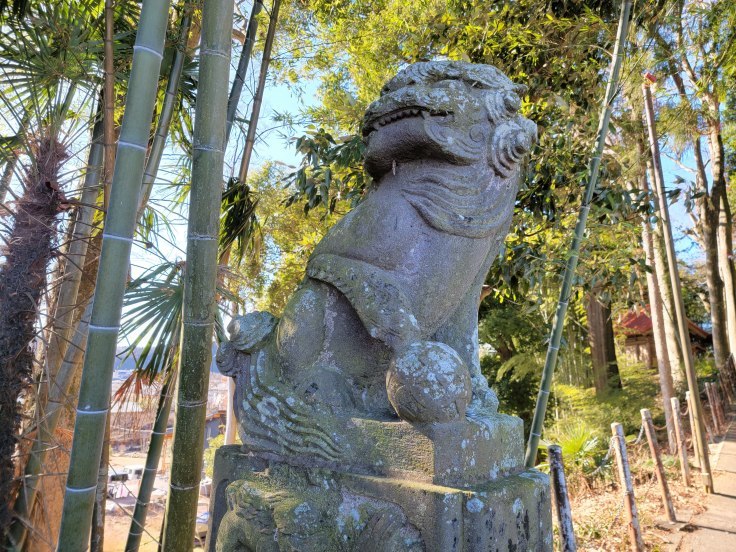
[618,307,710,339]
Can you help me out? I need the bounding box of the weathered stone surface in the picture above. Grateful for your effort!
[208,446,551,551]
[209,61,551,550]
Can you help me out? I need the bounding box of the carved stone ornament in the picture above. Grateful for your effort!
[209,61,551,552]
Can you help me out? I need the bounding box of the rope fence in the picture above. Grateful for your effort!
[548,353,736,552]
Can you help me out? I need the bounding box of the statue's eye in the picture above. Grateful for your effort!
[469,81,487,89]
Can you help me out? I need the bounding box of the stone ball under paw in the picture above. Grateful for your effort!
[386,341,472,423]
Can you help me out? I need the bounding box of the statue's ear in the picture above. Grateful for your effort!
[488,120,534,177]
[483,90,521,125]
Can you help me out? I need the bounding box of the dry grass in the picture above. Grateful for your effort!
[565,440,706,551]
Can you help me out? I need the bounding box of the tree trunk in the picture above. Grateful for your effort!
[642,221,677,452]
[6,113,104,549]
[648,159,686,388]
[709,123,736,362]
[631,133,677,452]
[642,81,712,491]
[0,135,67,533]
[692,137,729,369]
[586,289,621,395]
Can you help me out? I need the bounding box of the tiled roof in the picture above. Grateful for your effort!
[618,307,710,339]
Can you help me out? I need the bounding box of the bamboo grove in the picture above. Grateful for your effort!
[0,0,733,549]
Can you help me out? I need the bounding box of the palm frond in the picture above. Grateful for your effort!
[116,260,239,402]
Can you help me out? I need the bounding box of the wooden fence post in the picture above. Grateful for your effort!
[611,422,645,551]
[670,397,691,486]
[685,391,701,465]
[726,355,736,395]
[705,382,722,435]
[641,409,677,522]
[714,382,728,426]
[718,371,733,405]
[548,445,577,552]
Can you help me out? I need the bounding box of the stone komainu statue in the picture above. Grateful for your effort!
[211,61,551,552]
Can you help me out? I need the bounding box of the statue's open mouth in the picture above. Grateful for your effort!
[362,107,453,137]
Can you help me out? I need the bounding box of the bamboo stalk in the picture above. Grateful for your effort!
[125,369,176,552]
[611,422,644,551]
[641,409,676,522]
[236,0,282,184]
[524,0,632,467]
[90,413,111,551]
[642,80,713,492]
[161,0,233,548]
[56,1,172,548]
[670,397,691,486]
[225,0,264,143]
[139,9,193,212]
[103,0,116,210]
[46,113,104,385]
[547,445,577,552]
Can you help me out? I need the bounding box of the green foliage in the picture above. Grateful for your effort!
[236,163,339,314]
[203,433,225,479]
[554,359,661,439]
[542,421,604,475]
[284,128,368,215]
[220,176,260,265]
[695,356,717,381]
[482,353,540,432]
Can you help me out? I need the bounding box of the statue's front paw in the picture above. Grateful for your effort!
[215,341,240,377]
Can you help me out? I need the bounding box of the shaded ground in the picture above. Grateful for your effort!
[675,413,736,551]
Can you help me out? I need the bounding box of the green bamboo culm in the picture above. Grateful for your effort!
[56,1,172,549]
[138,8,193,212]
[225,0,263,143]
[123,12,193,552]
[125,368,177,552]
[161,0,233,548]
[524,0,632,468]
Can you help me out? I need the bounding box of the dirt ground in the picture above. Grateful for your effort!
[103,452,209,551]
[565,432,730,551]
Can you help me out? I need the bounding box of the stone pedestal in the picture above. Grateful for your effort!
[208,415,551,551]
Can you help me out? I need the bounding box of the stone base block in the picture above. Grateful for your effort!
[347,414,523,487]
[208,446,551,551]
